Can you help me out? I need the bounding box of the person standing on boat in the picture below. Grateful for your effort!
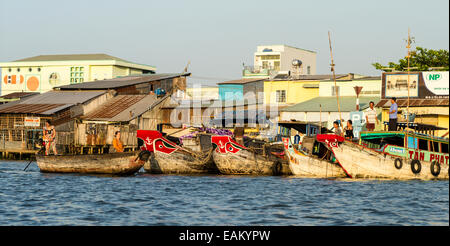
[344,120,354,140]
[113,131,124,153]
[365,101,379,131]
[43,120,58,156]
[388,97,398,131]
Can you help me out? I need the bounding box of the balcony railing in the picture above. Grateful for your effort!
[242,65,279,78]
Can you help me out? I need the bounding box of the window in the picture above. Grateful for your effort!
[430,141,440,153]
[418,139,428,151]
[307,66,311,75]
[274,61,280,71]
[259,55,280,60]
[17,68,20,72]
[49,73,60,86]
[8,68,11,72]
[442,143,449,154]
[276,90,286,103]
[332,86,340,96]
[70,66,84,83]
[29,68,32,72]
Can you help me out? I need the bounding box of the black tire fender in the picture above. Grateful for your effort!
[273,161,282,176]
[410,159,422,174]
[430,161,441,177]
[138,150,152,162]
[394,158,403,170]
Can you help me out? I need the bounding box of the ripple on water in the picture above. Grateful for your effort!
[0,161,448,226]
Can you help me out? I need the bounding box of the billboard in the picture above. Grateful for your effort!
[382,72,449,99]
[385,74,419,98]
[422,72,449,96]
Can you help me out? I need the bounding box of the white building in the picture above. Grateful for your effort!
[243,45,317,78]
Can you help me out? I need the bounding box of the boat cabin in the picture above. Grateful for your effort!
[360,131,449,164]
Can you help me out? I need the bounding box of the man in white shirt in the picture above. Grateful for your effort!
[365,101,379,131]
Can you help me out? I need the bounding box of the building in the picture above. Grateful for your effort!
[76,94,168,150]
[264,74,357,106]
[186,86,219,100]
[0,54,156,96]
[280,96,381,130]
[243,45,317,78]
[376,71,449,136]
[217,78,265,101]
[0,90,113,153]
[56,72,190,95]
[318,76,381,97]
[0,72,190,157]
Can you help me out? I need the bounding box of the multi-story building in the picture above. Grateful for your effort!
[264,74,359,107]
[0,54,156,96]
[243,45,316,78]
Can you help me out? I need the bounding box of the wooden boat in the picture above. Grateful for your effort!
[137,130,218,174]
[36,151,145,175]
[144,137,217,174]
[282,137,347,178]
[211,135,291,175]
[318,132,449,180]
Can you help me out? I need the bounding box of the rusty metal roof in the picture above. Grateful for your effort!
[0,104,66,114]
[82,94,159,122]
[376,98,449,107]
[0,90,107,115]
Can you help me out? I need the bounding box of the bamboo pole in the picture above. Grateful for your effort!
[405,28,412,150]
[328,31,343,125]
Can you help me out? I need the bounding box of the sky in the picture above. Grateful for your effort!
[0,0,449,86]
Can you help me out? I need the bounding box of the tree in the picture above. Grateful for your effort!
[372,47,449,72]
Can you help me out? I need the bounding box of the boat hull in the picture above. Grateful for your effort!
[282,138,347,178]
[212,149,290,175]
[211,135,290,175]
[36,151,145,175]
[144,150,217,174]
[144,137,218,174]
[330,141,449,180]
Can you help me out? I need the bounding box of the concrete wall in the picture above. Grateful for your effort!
[253,45,317,75]
[219,84,244,101]
[264,80,319,105]
[319,79,382,97]
[0,62,150,96]
[280,46,316,75]
[89,65,113,81]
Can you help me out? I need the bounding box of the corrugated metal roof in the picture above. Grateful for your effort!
[282,96,381,112]
[0,104,66,114]
[82,94,159,122]
[56,73,190,90]
[0,90,106,115]
[217,78,265,85]
[376,98,449,108]
[21,90,106,104]
[0,92,39,99]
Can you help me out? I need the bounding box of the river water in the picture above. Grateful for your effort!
[0,160,448,226]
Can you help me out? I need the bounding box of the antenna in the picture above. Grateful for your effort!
[328,31,343,125]
[183,61,191,73]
